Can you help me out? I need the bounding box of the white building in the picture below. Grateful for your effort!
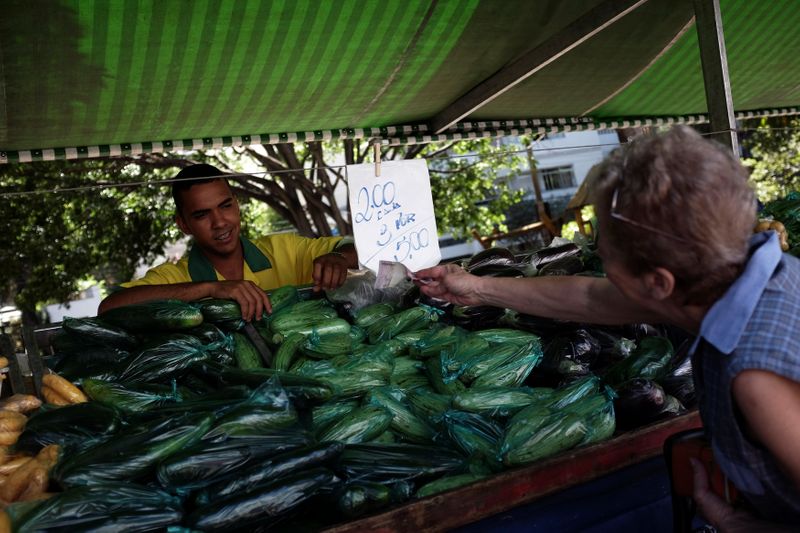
[438,130,620,260]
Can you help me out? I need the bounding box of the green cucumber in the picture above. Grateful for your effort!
[232,332,263,369]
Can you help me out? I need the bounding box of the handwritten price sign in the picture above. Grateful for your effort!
[347,159,441,273]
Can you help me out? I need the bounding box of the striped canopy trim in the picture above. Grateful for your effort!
[2,107,797,164]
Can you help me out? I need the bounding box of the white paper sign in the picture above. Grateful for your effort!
[347,159,441,274]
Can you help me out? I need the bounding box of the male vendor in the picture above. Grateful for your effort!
[98,164,358,321]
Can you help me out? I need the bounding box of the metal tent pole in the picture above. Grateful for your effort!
[693,0,738,155]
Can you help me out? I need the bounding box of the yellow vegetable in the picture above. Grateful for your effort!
[0,394,42,414]
[0,510,10,533]
[0,411,26,433]
[42,374,87,404]
[0,457,32,476]
[41,386,69,407]
[0,456,39,501]
[0,431,21,447]
[36,445,60,471]
[17,465,48,501]
[754,220,772,232]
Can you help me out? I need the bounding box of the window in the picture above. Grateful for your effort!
[540,166,576,191]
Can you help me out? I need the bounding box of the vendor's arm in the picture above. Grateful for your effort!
[415,263,661,325]
[733,370,800,489]
[312,243,359,292]
[98,280,271,321]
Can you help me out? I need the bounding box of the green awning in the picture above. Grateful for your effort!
[1,0,799,163]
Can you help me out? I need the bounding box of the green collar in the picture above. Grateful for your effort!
[187,236,272,282]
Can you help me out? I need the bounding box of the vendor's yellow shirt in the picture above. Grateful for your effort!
[121,233,343,291]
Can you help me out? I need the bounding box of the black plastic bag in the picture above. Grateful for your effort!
[6,483,182,533]
[613,378,685,431]
[15,402,121,453]
[157,430,313,491]
[540,329,601,378]
[53,411,214,487]
[195,441,345,504]
[186,468,338,532]
[336,443,466,484]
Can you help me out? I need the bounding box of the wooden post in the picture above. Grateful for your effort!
[693,0,738,155]
[526,146,558,237]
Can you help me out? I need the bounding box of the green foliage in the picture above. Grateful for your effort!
[742,117,800,202]
[0,160,176,314]
[561,205,595,240]
[424,139,526,239]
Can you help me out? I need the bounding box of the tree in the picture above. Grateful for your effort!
[0,160,177,323]
[742,117,800,202]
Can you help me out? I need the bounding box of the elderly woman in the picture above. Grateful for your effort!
[415,126,800,531]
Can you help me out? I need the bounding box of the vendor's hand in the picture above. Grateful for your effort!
[312,252,349,292]
[209,280,271,321]
[414,264,483,306]
[690,458,790,533]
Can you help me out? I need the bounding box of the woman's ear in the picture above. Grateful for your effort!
[643,267,675,301]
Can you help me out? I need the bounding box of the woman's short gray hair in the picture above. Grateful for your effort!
[590,126,756,305]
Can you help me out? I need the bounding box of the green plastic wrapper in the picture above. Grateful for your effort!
[473,328,541,347]
[312,399,359,436]
[99,299,204,331]
[408,325,466,358]
[406,386,452,420]
[603,336,674,386]
[546,375,602,410]
[390,357,428,390]
[82,379,182,413]
[455,342,525,384]
[6,483,183,533]
[425,356,466,395]
[470,343,543,388]
[500,412,587,466]
[318,404,393,444]
[452,387,549,418]
[367,306,438,344]
[353,302,396,328]
[301,331,356,359]
[566,387,617,445]
[193,298,247,331]
[439,335,492,383]
[367,387,436,444]
[441,410,503,470]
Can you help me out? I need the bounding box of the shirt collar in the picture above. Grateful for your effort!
[692,231,782,355]
[187,236,272,282]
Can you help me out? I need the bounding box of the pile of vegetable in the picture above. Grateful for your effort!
[760,191,800,254]
[0,248,695,529]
